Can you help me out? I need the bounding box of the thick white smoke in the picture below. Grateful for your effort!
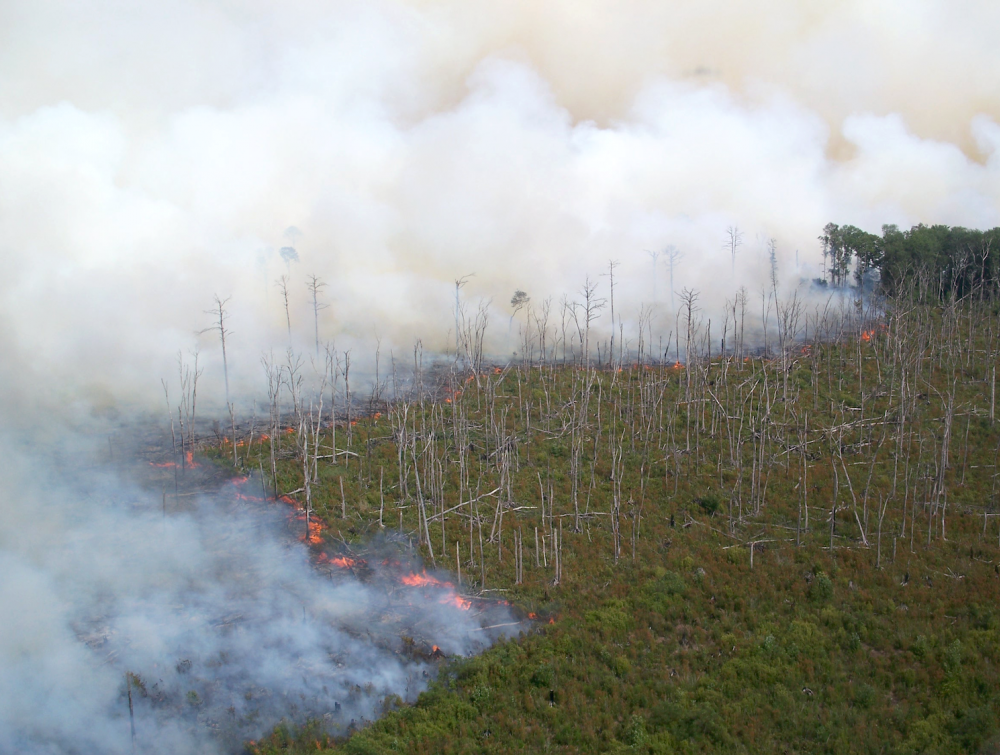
[1,0,998,411]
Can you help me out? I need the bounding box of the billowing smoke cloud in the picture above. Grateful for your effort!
[1,0,998,412]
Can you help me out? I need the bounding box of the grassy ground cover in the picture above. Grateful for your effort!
[204,299,1000,754]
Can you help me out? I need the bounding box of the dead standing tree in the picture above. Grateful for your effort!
[261,352,281,492]
[646,248,661,304]
[458,299,491,386]
[725,225,744,275]
[509,289,530,355]
[665,245,683,313]
[454,274,474,356]
[164,350,202,470]
[603,260,620,366]
[276,275,292,343]
[202,295,233,406]
[569,277,605,531]
[201,295,236,461]
[306,273,328,358]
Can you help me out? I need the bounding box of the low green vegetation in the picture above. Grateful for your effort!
[200,286,1000,753]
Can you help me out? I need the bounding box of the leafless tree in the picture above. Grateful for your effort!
[725,225,744,274]
[509,289,530,355]
[276,275,292,342]
[646,249,660,303]
[452,274,474,356]
[201,295,233,408]
[665,245,683,313]
[306,274,328,358]
[604,261,620,366]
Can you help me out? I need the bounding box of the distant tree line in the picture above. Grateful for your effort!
[819,222,1000,299]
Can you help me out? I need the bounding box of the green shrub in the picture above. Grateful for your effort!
[949,706,994,752]
[622,713,648,747]
[586,604,634,638]
[697,493,720,516]
[529,664,554,688]
[944,639,963,672]
[808,573,834,603]
[342,736,383,755]
[646,570,687,599]
[853,683,876,709]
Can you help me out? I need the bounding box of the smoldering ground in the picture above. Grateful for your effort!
[0,428,515,754]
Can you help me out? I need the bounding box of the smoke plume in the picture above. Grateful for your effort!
[1,0,998,410]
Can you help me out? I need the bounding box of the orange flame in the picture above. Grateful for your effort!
[398,570,472,610]
[401,571,446,588]
[329,556,356,568]
[185,451,199,467]
[444,595,473,611]
[302,519,324,545]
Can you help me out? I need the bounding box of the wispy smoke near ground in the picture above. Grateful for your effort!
[0,434,511,753]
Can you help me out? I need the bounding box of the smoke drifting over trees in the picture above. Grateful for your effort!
[1,0,999,414]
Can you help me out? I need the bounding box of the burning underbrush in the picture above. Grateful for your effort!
[0,438,522,755]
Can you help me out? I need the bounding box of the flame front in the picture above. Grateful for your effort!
[300,518,324,545]
[148,450,199,468]
[401,571,446,588]
[398,570,472,611]
[445,595,473,610]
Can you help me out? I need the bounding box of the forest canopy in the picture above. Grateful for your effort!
[820,222,1000,298]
